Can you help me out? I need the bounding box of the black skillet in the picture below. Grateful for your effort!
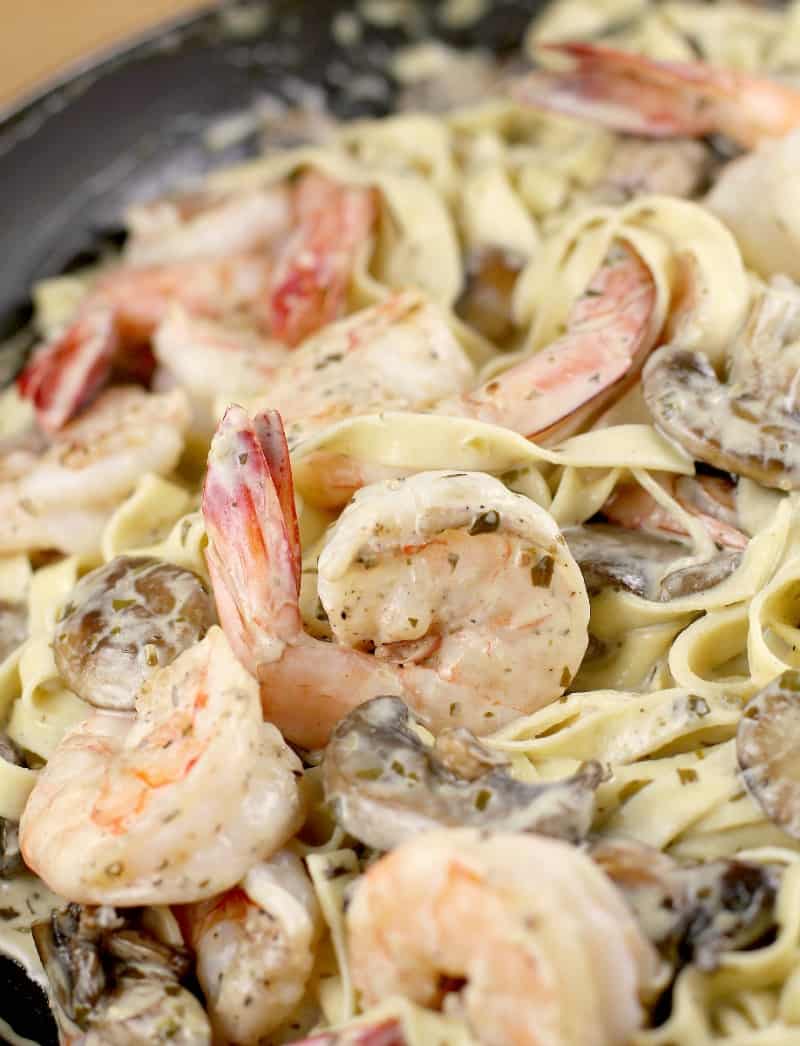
[0,1,547,1040]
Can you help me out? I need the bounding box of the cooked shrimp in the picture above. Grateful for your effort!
[0,385,189,556]
[246,290,475,449]
[291,1024,405,1046]
[437,241,658,443]
[602,474,749,550]
[54,555,216,712]
[513,43,800,149]
[347,829,660,1046]
[177,849,322,1045]
[19,627,304,905]
[267,168,378,346]
[18,253,274,433]
[643,276,800,490]
[20,170,376,431]
[153,307,289,422]
[202,408,589,747]
[124,184,292,267]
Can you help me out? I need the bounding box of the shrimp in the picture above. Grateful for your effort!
[437,241,658,443]
[18,253,274,433]
[153,307,289,423]
[202,407,589,747]
[176,849,322,1045]
[0,385,190,556]
[123,184,292,267]
[245,290,475,449]
[513,43,800,150]
[346,829,660,1046]
[267,168,378,346]
[602,474,749,550]
[20,170,376,431]
[19,627,304,905]
[285,243,658,511]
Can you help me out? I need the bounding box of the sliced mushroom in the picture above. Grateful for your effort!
[564,524,686,599]
[54,555,216,711]
[322,696,603,851]
[738,669,800,839]
[643,280,800,490]
[592,838,778,972]
[33,903,211,1045]
[454,246,525,344]
[0,600,27,663]
[657,549,742,600]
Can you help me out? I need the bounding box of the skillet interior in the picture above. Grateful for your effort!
[0,1,547,1041]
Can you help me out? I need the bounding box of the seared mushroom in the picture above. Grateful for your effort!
[322,696,603,850]
[564,525,686,599]
[33,903,211,1045]
[54,556,215,711]
[454,246,525,344]
[0,600,27,663]
[643,280,800,490]
[657,549,742,600]
[738,670,800,839]
[592,838,778,971]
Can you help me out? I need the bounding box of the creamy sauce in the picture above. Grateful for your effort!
[0,871,63,989]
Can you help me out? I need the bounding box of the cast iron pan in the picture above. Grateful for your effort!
[0,0,546,1040]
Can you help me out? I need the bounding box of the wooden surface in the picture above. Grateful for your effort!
[0,0,211,108]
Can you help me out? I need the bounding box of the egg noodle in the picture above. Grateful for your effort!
[5,1,800,1043]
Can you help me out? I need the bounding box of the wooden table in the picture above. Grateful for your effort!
[0,0,211,109]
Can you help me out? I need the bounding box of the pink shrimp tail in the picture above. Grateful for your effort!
[512,42,728,139]
[268,171,378,347]
[202,405,302,676]
[17,309,119,433]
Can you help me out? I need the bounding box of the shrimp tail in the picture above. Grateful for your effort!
[17,309,119,433]
[202,405,302,675]
[268,172,378,346]
[512,42,729,140]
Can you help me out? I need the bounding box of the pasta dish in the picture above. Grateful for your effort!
[5,1,800,1043]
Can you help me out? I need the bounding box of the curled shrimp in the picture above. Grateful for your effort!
[177,849,322,1045]
[0,385,189,556]
[18,253,274,433]
[19,627,304,905]
[202,407,589,747]
[437,241,658,443]
[245,290,475,449]
[19,170,376,432]
[347,828,660,1046]
[513,43,800,150]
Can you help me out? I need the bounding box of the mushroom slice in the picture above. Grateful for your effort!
[454,246,525,344]
[54,555,216,711]
[596,139,715,203]
[592,838,778,972]
[657,549,742,601]
[33,903,211,1044]
[643,279,800,490]
[322,695,602,851]
[738,669,800,839]
[564,524,686,599]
